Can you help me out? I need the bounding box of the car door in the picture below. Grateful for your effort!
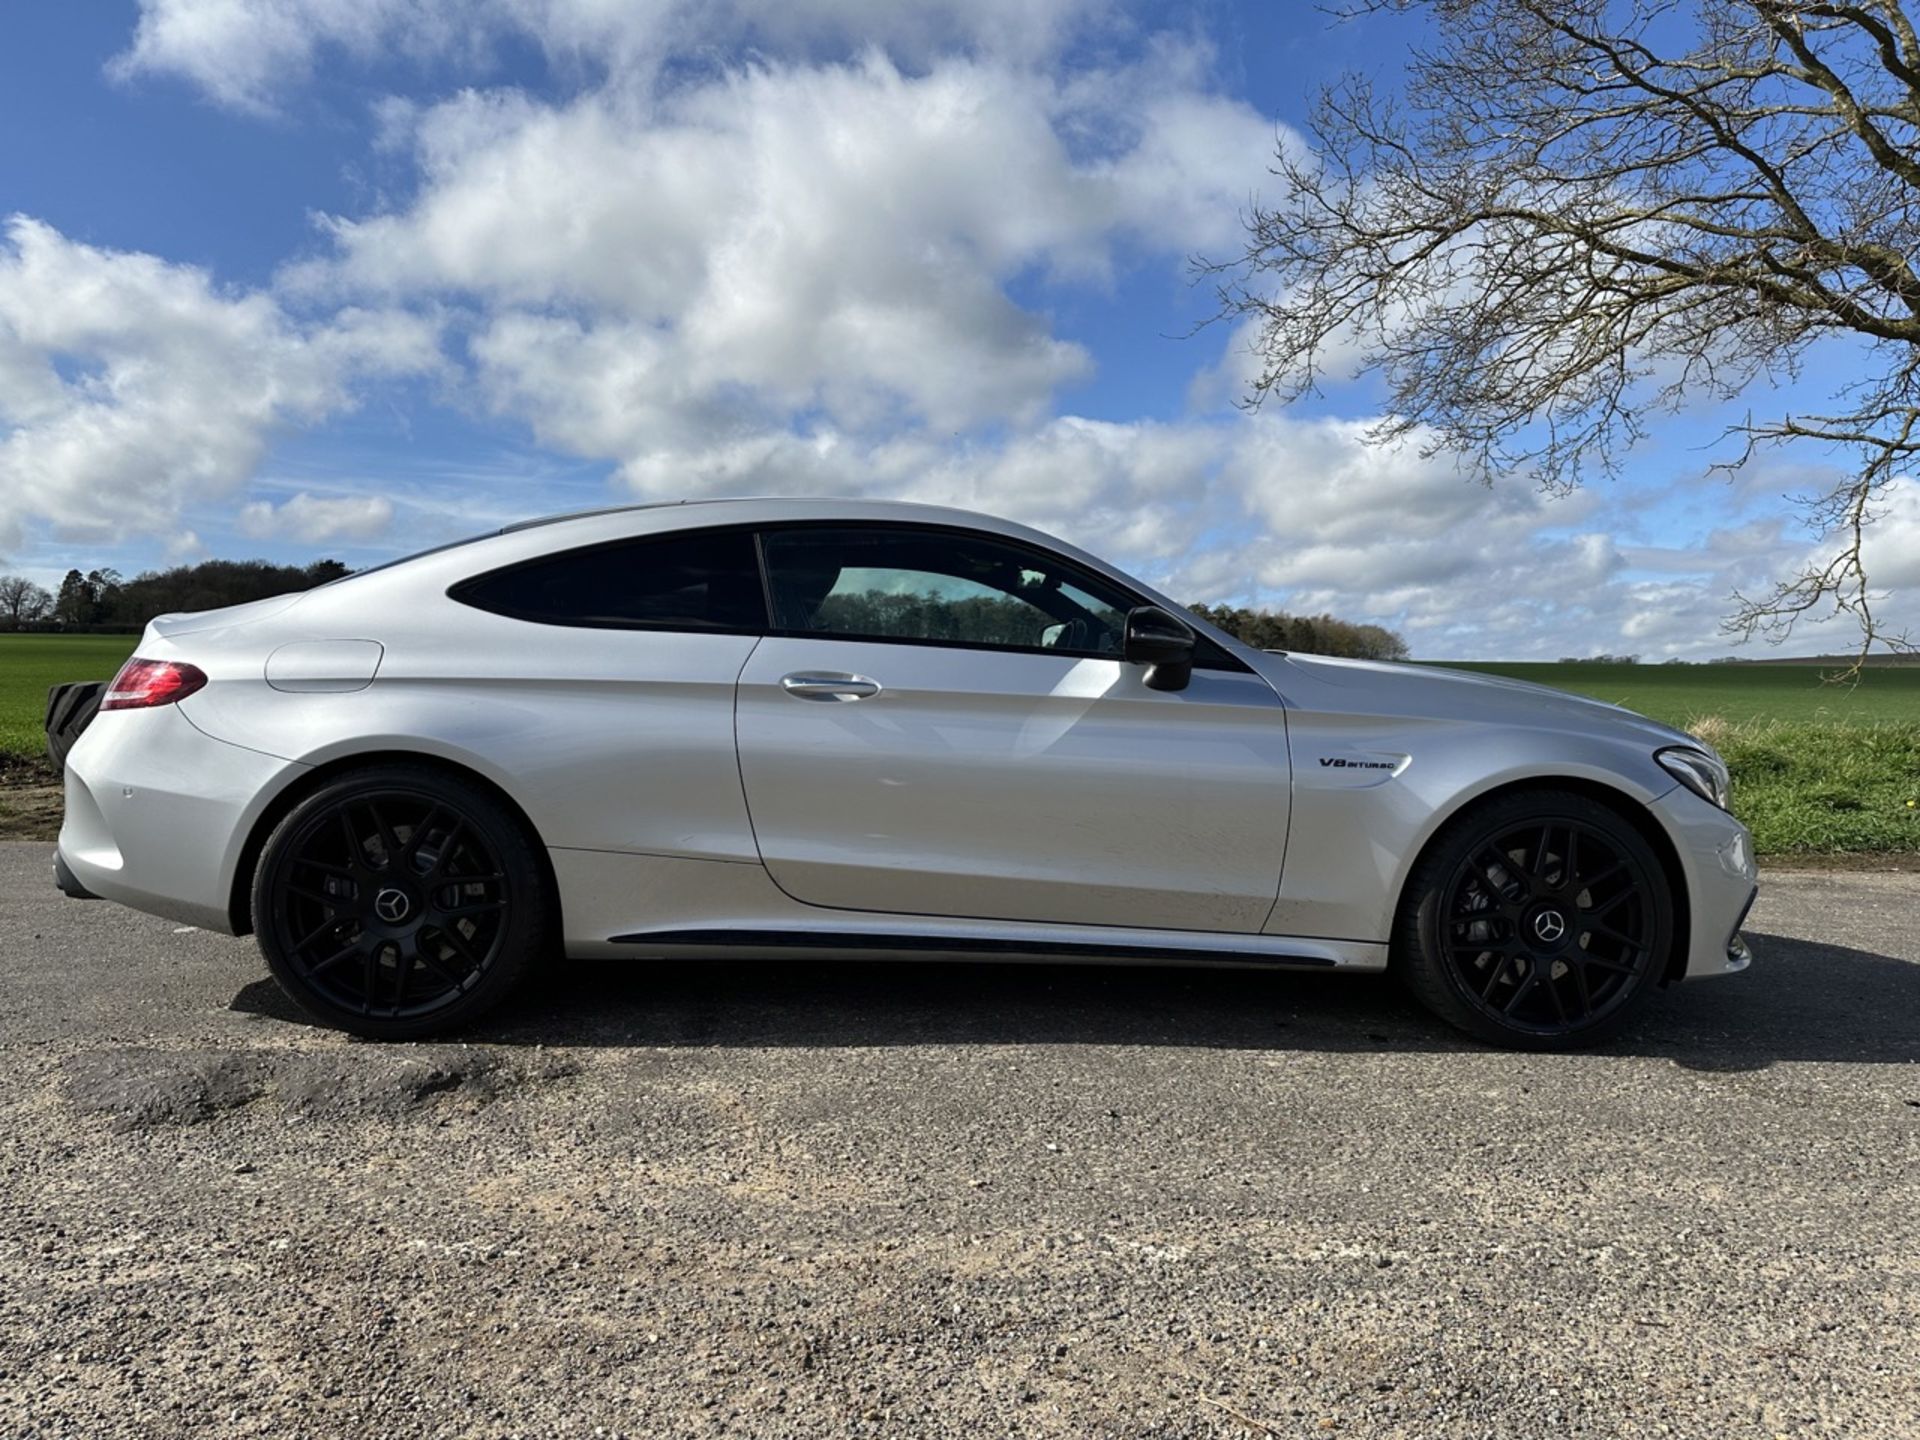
[733,524,1292,933]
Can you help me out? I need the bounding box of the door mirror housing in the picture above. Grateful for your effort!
[1123,605,1196,692]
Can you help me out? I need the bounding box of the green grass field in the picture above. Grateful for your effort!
[2,636,1914,853]
[1436,663,1920,854]
[1438,660,1920,727]
[0,634,136,759]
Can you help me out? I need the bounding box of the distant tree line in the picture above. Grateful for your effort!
[1189,605,1409,661]
[810,592,1412,661]
[0,559,349,632]
[812,590,1078,648]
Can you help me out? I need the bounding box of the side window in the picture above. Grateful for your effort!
[451,529,767,631]
[760,527,1133,656]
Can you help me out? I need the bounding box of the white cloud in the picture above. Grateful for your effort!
[235,491,396,543]
[596,414,1234,569]
[111,0,1108,113]
[1861,477,1920,592]
[294,51,1277,456]
[0,216,437,551]
[1097,91,1287,256]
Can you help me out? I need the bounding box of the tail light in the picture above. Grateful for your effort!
[101,657,209,711]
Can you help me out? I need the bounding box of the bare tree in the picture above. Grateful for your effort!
[1212,0,1920,664]
[0,574,51,630]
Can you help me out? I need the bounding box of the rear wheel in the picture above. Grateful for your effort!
[1393,789,1674,1049]
[252,764,550,1039]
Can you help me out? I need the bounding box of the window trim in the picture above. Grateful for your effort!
[445,515,1251,674]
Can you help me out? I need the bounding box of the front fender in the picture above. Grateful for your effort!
[1264,714,1678,944]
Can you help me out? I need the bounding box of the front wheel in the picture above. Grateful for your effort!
[1393,790,1675,1049]
[252,764,551,1039]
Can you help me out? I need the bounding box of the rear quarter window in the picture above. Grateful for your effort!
[449,529,767,632]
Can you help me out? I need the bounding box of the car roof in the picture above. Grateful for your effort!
[340,497,1019,587]
[334,496,1110,597]
[498,495,1002,534]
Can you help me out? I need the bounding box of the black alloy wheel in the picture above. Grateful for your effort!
[253,764,549,1038]
[1395,790,1673,1048]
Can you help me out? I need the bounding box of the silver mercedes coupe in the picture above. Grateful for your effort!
[50,498,1758,1047]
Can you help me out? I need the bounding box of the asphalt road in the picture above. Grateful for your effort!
[2,842,1916,1439]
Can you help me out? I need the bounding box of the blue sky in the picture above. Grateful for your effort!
[1,0,1910,657]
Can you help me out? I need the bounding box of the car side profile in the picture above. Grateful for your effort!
[51,498,1758,1048]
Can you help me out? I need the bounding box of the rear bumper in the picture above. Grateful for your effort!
[56,705,307,934]
[52,848,99,900]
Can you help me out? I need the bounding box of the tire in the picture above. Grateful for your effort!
[44,680,105,777]
[1392,789,1675,1050]
[251,763,552,1039]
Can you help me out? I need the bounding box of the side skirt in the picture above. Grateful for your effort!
[606,926,1382,970]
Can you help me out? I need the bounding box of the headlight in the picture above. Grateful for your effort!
[1657,746,1731,810]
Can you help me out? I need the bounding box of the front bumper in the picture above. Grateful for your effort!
[56,705,306,933]
[1646,783,1759,980]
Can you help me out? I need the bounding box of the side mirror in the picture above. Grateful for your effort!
[1124,605,1196,692]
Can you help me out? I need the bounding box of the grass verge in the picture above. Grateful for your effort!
[1440,659,1920,725]
[1690,717,1920,857]
[0,634,136,757]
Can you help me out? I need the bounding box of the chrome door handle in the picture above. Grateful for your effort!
[780,672,882,701]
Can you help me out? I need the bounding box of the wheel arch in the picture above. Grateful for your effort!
[226,748,560,937]
[1394,774,1692,986]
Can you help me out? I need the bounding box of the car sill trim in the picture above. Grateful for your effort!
[606,927,1342,966]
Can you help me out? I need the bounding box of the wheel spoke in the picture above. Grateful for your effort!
[307,938,362,976]
[1468,852,1518,906]
[1566,956,1594,1017]
[413,942,467,990]
[292,856,354,880]
[1477,950,1515,1000]
[290,913,347,952]
[1491,842,1535,890]
[1542,967,1569,1023]
[338,811,365,873]
[424,818,465,878]
[1501,970,1539,1016]
[1579,862,1628,897]
[435,923,484,969]
[1590,885,1637,918]
[1584,918,1642,949]
[368,803,401,871]
[1580,949,1639,975]
[402,806,444,866]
